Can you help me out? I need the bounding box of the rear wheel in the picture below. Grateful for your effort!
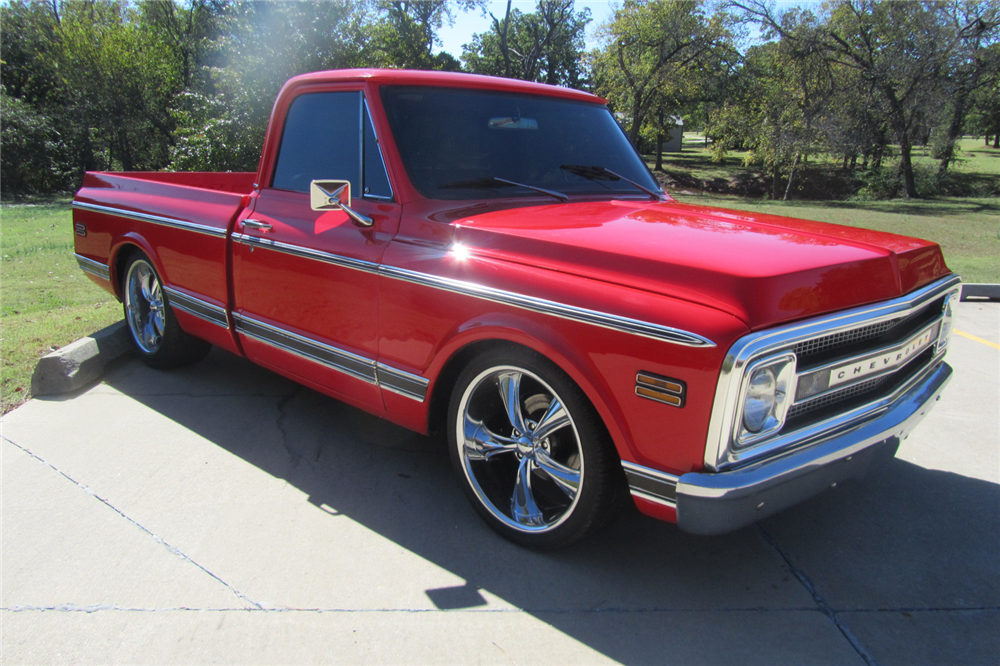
[448,346,624,549]
[123,252,210,369]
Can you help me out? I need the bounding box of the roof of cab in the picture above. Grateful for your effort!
[281,68,606,104]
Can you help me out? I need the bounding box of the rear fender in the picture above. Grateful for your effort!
[109,233,162,300]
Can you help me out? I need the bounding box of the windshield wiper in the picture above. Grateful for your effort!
[439,176,569,203]
[560,164,666,201]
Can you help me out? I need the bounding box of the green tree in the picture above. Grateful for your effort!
[462,0,591,87]
[139,0,225,90]
[370,0,476,70]
[55,0,184,171]
[0,91,72,196]
[932,1,1000,176]
[591,0,729,145]
[966,62,1000,147]
[734,0,961,198]
[1,1,83,195]
[708,6,837,198]
[169,0,373,171]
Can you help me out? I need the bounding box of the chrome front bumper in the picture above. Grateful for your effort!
[673,360,952,535]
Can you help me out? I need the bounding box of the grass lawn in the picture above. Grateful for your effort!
[1,201,120,413]
[652,135,1000,199]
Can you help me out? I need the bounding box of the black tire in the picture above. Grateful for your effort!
[447,345,625,549]
[122,252,211,369]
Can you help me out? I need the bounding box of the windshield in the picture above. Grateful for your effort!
[380,86,662,201]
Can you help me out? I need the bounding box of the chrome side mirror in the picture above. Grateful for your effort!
[310,180,373,227]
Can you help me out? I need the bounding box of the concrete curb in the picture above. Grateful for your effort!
[960,283,1000,301]
[31,321,133,396]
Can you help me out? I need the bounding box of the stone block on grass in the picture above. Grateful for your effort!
[31,321,133,395]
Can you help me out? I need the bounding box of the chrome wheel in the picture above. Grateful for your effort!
[125,258,165,354]
[456,364,585,533]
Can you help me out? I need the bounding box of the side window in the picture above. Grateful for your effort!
[363,103,392,199]
[272,92,361,194]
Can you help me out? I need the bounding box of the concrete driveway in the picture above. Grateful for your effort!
[2,300,997,665]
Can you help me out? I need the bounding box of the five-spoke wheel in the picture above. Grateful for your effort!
[448,347,623,548]
[122,252,211,369]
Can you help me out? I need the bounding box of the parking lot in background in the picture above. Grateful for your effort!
[2,300,997,665]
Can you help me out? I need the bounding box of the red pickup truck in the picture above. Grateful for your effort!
[73,69,959,548]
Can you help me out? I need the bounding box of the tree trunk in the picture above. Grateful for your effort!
[655,111,664,171]
[898,139,918,198]
[937,87,971,178]
[771,164,781,200]
[627,95,644,147]
[495,0,513,78]
[882,87,918,198]
[783,154,800,201]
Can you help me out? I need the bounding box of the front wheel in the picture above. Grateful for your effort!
[448,347,625,549]
[122,252,210,369]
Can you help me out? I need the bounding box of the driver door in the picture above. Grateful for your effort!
[232,90,398,410]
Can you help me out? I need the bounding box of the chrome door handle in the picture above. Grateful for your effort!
[242,219,272,231]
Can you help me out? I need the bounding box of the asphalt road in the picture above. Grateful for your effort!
[2,300,997,665]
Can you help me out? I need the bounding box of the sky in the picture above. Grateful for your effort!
[436,0,618,59]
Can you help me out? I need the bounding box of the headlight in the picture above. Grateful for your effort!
[736,353,797,447]
[743,368,776,432]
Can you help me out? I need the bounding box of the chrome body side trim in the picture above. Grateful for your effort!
[72,201,227,238]
[233,313,378,384]
[705,275,962,471]
[622,461,679,507]
[675,360,951,535]
[231,233,380,274]
[232,313,429,401]
[163,287,230,329]
[75,254,111,281]
[379,265,716,348]
[376,363,430,401]
[230,234,714,348]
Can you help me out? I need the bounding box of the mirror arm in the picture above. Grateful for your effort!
[339,203,373,227]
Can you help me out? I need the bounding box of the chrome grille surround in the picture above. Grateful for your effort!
[704,274,961,472]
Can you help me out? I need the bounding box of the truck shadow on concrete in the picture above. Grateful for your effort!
[101,347,1000,664]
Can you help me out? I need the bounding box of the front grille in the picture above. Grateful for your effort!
[793,296,943,369]
[786,347,936,427]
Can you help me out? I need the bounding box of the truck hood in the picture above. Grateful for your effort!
[451,200,950,330]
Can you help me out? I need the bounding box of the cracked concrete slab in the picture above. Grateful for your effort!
[2,301,997,664]
[839,609,1000,666]
[1,608,866,665]
[1,440,241,611]
[1,377,817,614]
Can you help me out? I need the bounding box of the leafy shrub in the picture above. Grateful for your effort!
[0,93,74,198]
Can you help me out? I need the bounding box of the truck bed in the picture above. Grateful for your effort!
[72,171,257,353]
